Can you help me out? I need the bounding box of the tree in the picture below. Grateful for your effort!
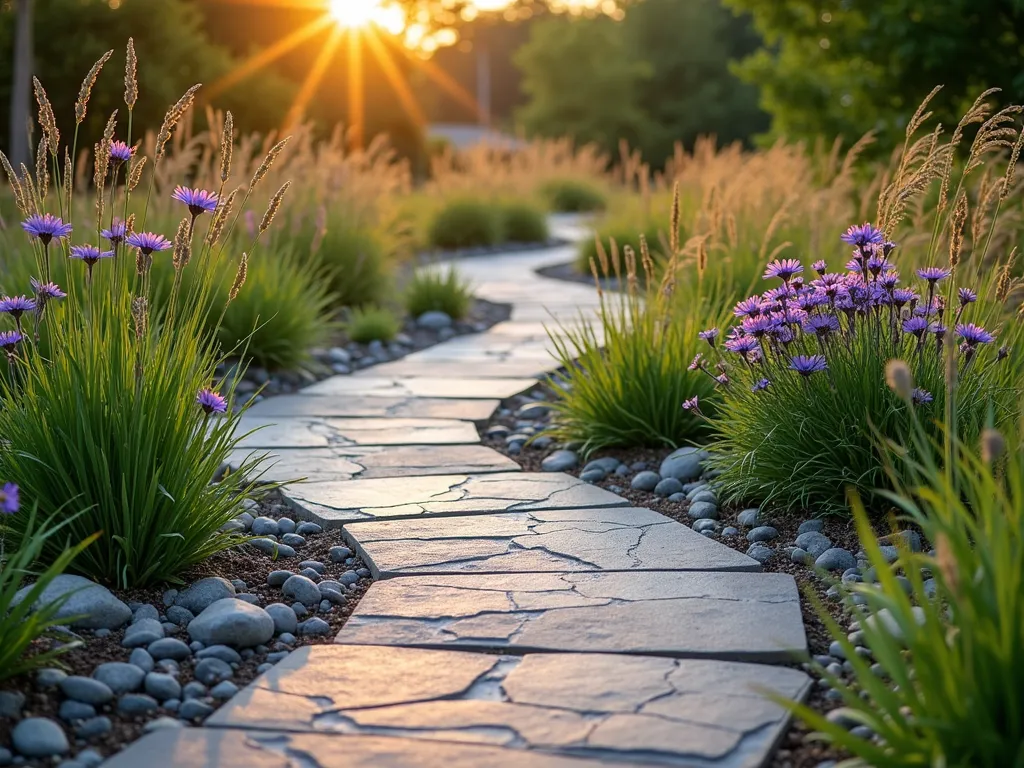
[514,16,653,157]
[725,0,1024,149]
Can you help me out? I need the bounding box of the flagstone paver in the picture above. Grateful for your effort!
[229,445,520,483]
[208,645,811,768]
[284,472,630,526]
[341,506,760,577]
[334,571,806,662]
[235,416,480,448]
[302,375,537,399]
[245,394,500,423]
[354,357,558,379]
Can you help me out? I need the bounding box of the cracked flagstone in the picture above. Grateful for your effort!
[302,375,537,399]
[334,571,806,662]
[244,394,500,423]
[283,472,630,527]
[208,645,810,767]
[341,506,760,578]
[228,445,520,483]
[102,729,616,768]
[235,416,480,448]
[355,358,559,380]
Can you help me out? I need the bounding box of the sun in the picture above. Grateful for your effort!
[328,0,403,32]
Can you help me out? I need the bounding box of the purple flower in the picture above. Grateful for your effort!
[688,354,704,371]
[881,240,898,256]
[956,323,995,346]
[841,223,884,247]
[724,335,760,355]
[70,245,115,265]
[752,377,771,392]
[741,315,775,338]
[0,330,23,351]
[797,292,828,311]
[763,285,797,302]
[102,219,128,245]
[109,141,133,163]
[911,388,933,405]
[913,298,943,317]
[933,323,947,341]
[0,483,19,514]
[957,288,977,306]
[903,316,931,338]
[21,214,72,244]
[30,279,67,300]
[845,257,865,273]
[789,354,828,376]
[698,328,719,347]
[126,232,172,255]
[878,271,900,290]
[681,396,700,412]
[715,373,730,386]
[892,289,918,308]
[763,258,804,282]
[812,260,828,275]
[197,388,227,415]
[916,266,951,284]
[172,186,219,217]
[0,295,36,318]
[802,313,840,338]
[866,255,891,277]
[733,296,762,318]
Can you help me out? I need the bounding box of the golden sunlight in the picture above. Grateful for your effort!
[327,0,404,33]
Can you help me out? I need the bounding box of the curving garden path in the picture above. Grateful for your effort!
[106,218,809,767]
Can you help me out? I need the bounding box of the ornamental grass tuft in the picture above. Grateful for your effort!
[404,265,474,321]
[345,304,402,344]
[0,44,285,588]
[540,178,607,213]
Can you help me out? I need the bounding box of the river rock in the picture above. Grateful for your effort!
[13,575,130,630]
[188,599,274,647]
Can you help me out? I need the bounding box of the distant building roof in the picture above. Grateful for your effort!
[427,123,526,150]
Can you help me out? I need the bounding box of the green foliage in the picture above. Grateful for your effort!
[540,179,607,213]
[725,0,1024,150]
[427,199,503,250]
[404,266,474,321]
[780,423,1024,766]
[217,251,337,371]
[294,218,393,309]
[346,305,401,344]
[500,201,549,244]
[0,508,97,682]
[514,0,767,164]
[545,264,731,453]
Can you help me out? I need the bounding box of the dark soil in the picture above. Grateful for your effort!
[485,387,858,768]
[0,490,370,766]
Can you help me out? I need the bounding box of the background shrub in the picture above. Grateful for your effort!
[346,305,402,343]
[500,201,550,243]
[292,217,394,308]
[404,266,474,320]
[427,199,503,250]
[541,178,607,212]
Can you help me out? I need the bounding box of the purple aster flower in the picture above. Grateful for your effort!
[866,254,892,277]
[802,313,841,338]
[841,223,885,247]
[764,285,797,302]
[769,324,795,344]
[903,316,931,338]
[881,240,898,256]
[733,296,762,318]
[797,292,828,311]
[724,335,760,355]
[0,330,23,352]
[0,483,19,514]
[0,295,37,320]
[789,354,828,376]
[102,219,128,245]
[957,287,977,306]
[916,266,951,284]
[956,323,995,346]
[30,279,66,300]
[688,354,705,371]
[741,315,776,338]
[681,396,701,413]
[172,186,219,218]
[109,141,133,163]
[21,214,73,245]
[763,258,804,282]
[892,289,918,308]
[911,388,933,405]
[933,323,947,341]
[913,298,943,317]
[812,259,828,275]
[126,232,173,256]
[197,388,227,415]
[752,378,771,392]
[715,373,730,386]
[879,271,900,290]
[845,257,865,273]
[698,328,719,347]
[70,245,115,265]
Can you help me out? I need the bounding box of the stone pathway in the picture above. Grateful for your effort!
[105,222,809,767]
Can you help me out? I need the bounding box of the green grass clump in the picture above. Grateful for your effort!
[574,222,669,275]
[500,201,550,243]
[428,199,503,250]
[217,250,337,371]
[346,305,402,343]
[404,266,474,320]
[297,218,393,308]
[545,260,730,453]
[541,178,607,213]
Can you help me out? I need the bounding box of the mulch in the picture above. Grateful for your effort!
[0,490,369,766]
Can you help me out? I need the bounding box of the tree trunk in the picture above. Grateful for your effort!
[9,0,33,168]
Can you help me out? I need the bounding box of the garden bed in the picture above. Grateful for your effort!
[0,491,372,767]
